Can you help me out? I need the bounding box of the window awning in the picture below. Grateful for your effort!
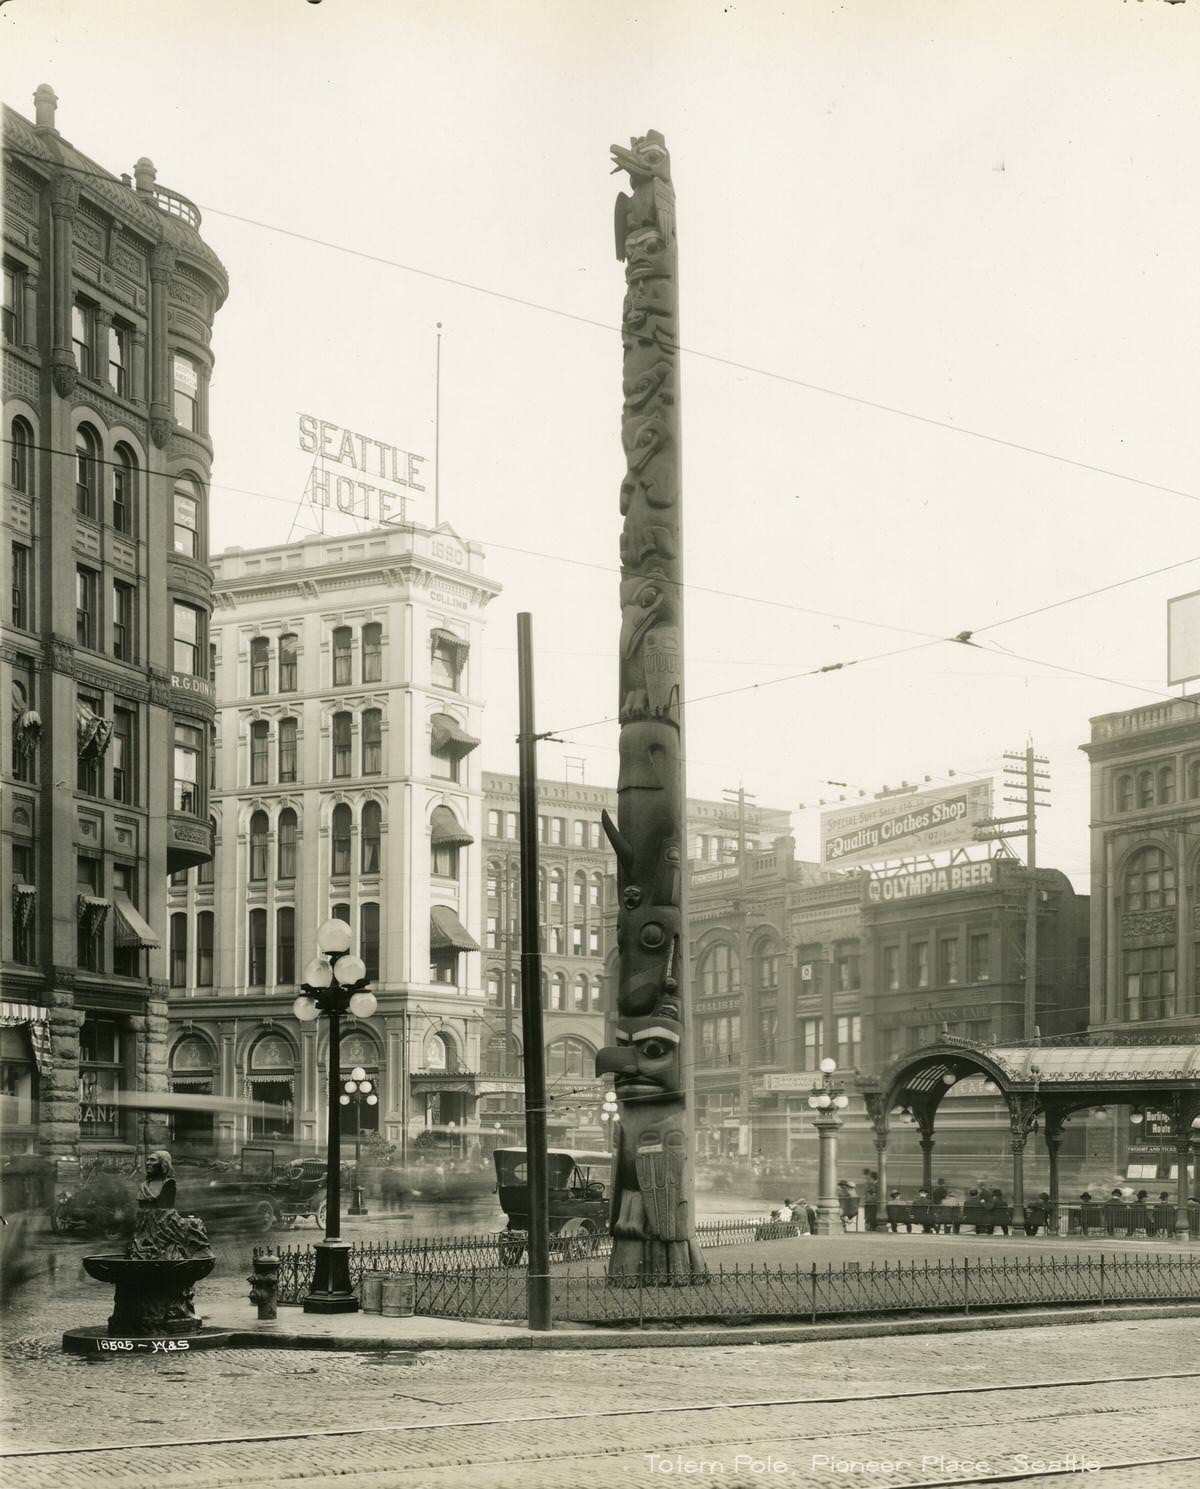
[77,895,111,931]
[113,897,161,951]
[431,805,474,847]
[12,883,36,928]
[430,628,469,658]
[430,713,480,760]
[0,1001,49,1027]
[430,905,480,953]
[76,701,114,760]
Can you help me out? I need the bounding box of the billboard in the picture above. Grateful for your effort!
[821,780,993,871]
[1167,590,1200,686]
[865,858,996,903]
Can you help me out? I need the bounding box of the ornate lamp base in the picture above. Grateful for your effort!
[302,1238,360,1314]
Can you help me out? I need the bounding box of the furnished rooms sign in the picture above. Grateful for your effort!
[866,859,997,903]
[822,781,993,870]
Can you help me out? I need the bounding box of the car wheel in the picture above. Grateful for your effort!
[49,1205,72,1235]
[315,1201,327,1229]
[249,1200,276,1235]
[556,1219,595,1262]
[498,1236,525,1267]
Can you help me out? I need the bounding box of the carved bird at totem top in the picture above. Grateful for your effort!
[612,132,675,261]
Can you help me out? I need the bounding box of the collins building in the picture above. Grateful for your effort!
[165,525,500,1158]
[2,87,228,1196]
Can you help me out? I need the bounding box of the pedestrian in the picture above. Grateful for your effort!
[837,1179,859,1232]
[886,1187,911,1233]
[931,1176,949,1206]
[988,1187,1010,1236]
[862,1170,879,1232]
[1023,1191,1050,1236]
[942,1186,963,1234]
[777,1199,793,1223]
[795,1195,817,1235]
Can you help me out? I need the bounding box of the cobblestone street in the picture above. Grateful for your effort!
[3,1313,1198,1487]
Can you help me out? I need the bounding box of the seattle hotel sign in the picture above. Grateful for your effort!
[298,415,429,526]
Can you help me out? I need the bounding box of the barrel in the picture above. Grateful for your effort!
[360,1271,388,1314]
[380,1275,414,1317]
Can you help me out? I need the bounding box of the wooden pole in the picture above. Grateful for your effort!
[517,612,550,1330]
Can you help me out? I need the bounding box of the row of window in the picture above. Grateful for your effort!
[248,625,382,696]
[170,903,380,989]
[484,970,604,1012]
[69,424,205,554]
[238,712,465,788]
[1113,762,1200,814]
[69,295,204,432]
[485,811,606,850]
[484,920,604,956]
[880,933,992,992]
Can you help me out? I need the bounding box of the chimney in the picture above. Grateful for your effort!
[133,157,157,195]
[33,84,58,131]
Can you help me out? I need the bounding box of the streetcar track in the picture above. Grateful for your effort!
[4,1368,1198,1461]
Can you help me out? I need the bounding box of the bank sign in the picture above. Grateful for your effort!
[866,858,996,903]
[822,780,993,870]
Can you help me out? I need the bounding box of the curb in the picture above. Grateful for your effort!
[222,1299,1200,1353]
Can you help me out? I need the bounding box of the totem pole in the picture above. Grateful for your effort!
[596,132,705,1283]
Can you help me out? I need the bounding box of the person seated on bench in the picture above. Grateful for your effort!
[987,1187,1011,1235]
[885,1188,911,1233]
[911,1188,935,1233]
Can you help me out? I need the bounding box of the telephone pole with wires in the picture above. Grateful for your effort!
[999,746,1051,1039]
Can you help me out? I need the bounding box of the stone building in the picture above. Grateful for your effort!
[165,525,501,1158]
[1081,698,1200,1186]
[483,773,791,1147]
[1,87,228,1200]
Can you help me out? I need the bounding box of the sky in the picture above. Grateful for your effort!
[5,0,1200,893]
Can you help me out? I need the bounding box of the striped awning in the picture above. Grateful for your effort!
[430,904,480,953]
[430,627,469,658]
[431,805,474,847]
[0,1003,51,1074]
[430,713,480,760]
[113,897,161,950]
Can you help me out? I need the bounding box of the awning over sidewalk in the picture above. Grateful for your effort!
[113,896,161,950]
[430,904,480,952]
[1,1002,51,1074]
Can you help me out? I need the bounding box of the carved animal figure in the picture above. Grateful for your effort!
[612,133,675,259]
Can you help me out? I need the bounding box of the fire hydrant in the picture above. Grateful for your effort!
[247,1251,279,1320]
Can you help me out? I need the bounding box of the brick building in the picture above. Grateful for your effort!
[2,86,228,1200]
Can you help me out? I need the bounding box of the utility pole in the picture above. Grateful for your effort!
[723,787,755,1160]
[500,853,516,1077]
[1001,746,1051,1039]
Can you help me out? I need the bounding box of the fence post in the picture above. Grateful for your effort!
[963,1256,969,1315]
[810,1262,817,1325]
[1099,1252,1105,1308]
[638,1274,644,1330]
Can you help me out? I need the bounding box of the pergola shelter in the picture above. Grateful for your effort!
[859,1036,1200,1235]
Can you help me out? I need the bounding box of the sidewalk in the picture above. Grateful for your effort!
[202,1295,1200,1353]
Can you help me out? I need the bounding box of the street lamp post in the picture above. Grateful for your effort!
[600,1088,619,1152]
[807,1057,850,1236]
[292,918,378,1313]
[340,1067,377,1217]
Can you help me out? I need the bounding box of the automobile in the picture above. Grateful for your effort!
[492,1147,611,1264]
[49,1169,137,1241]
[270,1158,329,1229]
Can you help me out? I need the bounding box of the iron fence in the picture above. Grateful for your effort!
[261,1215,770,1303]
[412,1252,1200,1325]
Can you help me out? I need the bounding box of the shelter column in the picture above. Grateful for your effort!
[919,1134,935,1194]
[874,1135,889,1231]
[1175,1135,1192,1236]
[1009,1134,1027,1213]
[1045,1130,1062,1231]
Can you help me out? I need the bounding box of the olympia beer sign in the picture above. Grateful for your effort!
[822,780,993,871]
[298,415,429,528]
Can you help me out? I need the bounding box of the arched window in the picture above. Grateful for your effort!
[361,800,381,874]
[362,622,382,683]
[483,1034,522,1077]
[112,443,137,535]
[278,633,298,692]
[360,902,380,979]
[573,974,588,1010]
[247,908,267,985]
[590,873,603,909]
[172,352,199,431]
[276,907,295,985]
[549,971,566,1010]
[1116,773,1134,813]
[424,1031,456,1072]
[331,803,352,877]
[278,717,297,783]
[572,871,587,907]
[545,1037,594,1078]
[549,867,564,906]
[1158,764,1176,805]
[430,630,465,691]
[700,943,739,997]
[250,637,269,696]
[361,708,382,775]
[173,476,201,558]
[75,424,101,519]
[332,712,352,778]
[1189,760,1200,800]
[1136,770,1154,809]
[169,912,187,988]
[277,808,297,880]
[195,910,214,986]
[332,626,352,687]
[10,417,33,494]
[250,720,269,785]
[248,810,269,881]
[754,940,780,990]
[247,1033,294,1140]
[1122,846,1176,911]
